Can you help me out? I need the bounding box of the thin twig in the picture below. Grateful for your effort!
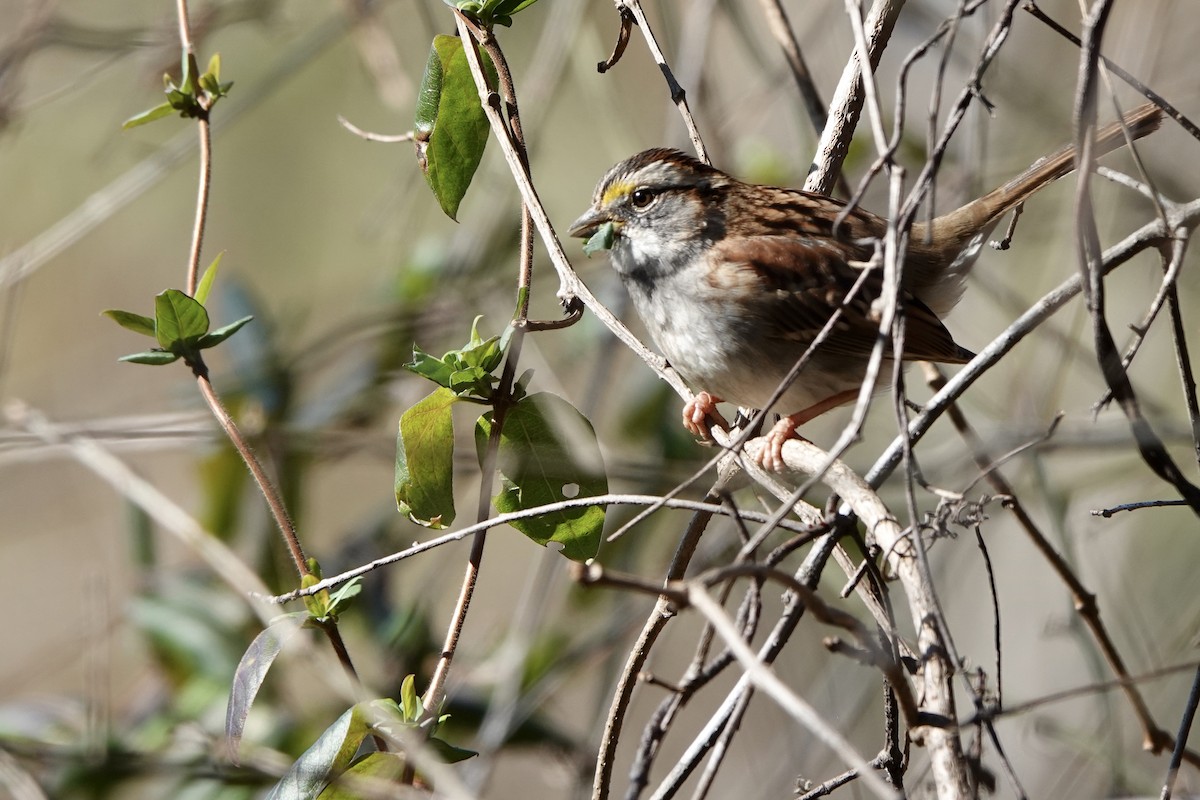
[687,585,898,800]
[337,115,414,143]
[1161,664,1200,799]
[613,0,710,163]
[866,197,1200,488]
[923,363,1177,756]
[1072,0,1200,518]
[1022,1,1200,143]
[195,372,308,577]
[590,493,720,800]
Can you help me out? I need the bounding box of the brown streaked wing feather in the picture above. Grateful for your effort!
[709,236,973,364]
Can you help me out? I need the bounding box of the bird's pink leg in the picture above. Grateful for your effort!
[682,391,730,440]
[759,390,859,471]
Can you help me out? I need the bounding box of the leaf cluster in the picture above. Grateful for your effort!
[445,0,540,29]
[103,256,252,369]
[123,52,232,129]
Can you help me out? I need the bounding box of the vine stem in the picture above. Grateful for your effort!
[194,372,308,577]
[421,17,536,718]
[176,0,207,295]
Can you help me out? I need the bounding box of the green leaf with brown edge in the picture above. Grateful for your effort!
[226,612,307,764]
[475,392,607,562]
[396,388,458,528]
[155,289,210,351]
[414,35,497,220]
[103,309,157,337]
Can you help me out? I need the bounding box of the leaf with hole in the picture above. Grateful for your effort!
[476,392,607,561]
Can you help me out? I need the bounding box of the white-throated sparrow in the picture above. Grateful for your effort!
[569,103,1162,470]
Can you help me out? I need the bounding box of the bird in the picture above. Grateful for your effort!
[568,103,1163,470]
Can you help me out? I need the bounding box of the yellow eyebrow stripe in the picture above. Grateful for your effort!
[601,181,634,207]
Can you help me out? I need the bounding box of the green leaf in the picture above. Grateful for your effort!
[194,251,224,305]
[446,367,494,399]
[399,674,422,723]
[395,388,458,528]
[316,752,407,800]
[103,309,157,337]
[475,392,607,561]
[326,579,362,615]
[301,568,332,621]
[404,344,456,388]
[226,612,308,763]
[155,289,210,351]
[427,737,478,764]
[197,315,254,349]
[457,316,505,372]
[264,704,372,800]
[206,52,221,83]
[414,35,497,220]
[119,350,180,365]
[405,318,508,400]
[496,0,541,15]
[122,101,176,130]
[583,222,616,256]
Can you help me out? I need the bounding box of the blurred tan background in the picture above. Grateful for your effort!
[2,0,1200,797]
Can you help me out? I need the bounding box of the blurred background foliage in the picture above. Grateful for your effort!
[1,0,1199,797]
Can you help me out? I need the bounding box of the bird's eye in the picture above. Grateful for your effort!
[630,188,656,209]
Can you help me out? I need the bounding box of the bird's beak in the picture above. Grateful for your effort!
[567,206,610,239]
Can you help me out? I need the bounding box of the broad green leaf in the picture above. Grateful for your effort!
[395,388,457,528]
[197,315,254,349]
[264,704,372,800]
[226,613,307,763]
[194,251,225,305]
[582,222,616,256]
[206,52,222,83]
[122,101,175,129]
[414,35,497,220]
[475,392,607,561]
[119,350,179,365]
[155,289,210,350]
[316,753,407,800]
[103,309,157,337]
